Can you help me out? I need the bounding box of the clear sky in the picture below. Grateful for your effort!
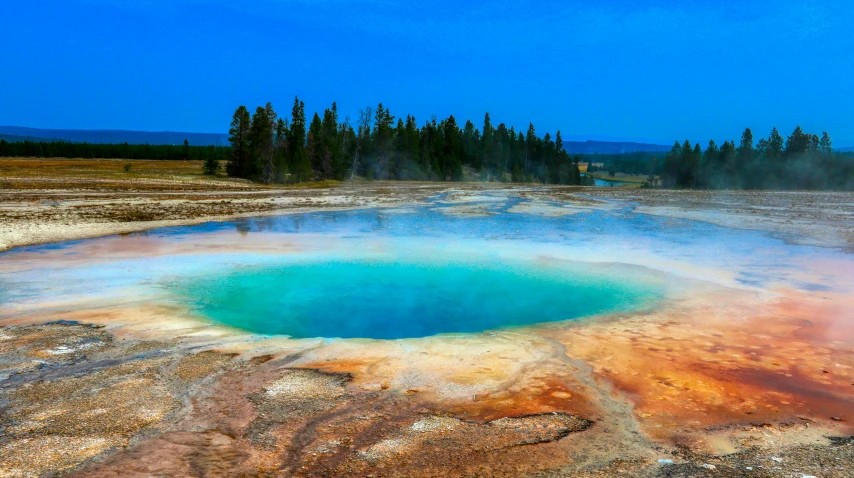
[2,0,852,146]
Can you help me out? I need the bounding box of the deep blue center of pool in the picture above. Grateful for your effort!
[177,258,660,339]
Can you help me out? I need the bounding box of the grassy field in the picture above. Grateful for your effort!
[0,158,249,191]
[0,158,348,191]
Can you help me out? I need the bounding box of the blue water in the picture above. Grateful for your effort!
[173,257,660,339]
[594,178,626,187]
[2,191,850,340]
[580,173,630,187]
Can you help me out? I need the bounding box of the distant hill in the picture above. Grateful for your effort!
[1,126,671,154]
[838,146,854,152]
[1,133,63,142]
[563,140,670,154]
[0,126,228,146]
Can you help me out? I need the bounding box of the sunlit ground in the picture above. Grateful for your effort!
[1,190,852,476]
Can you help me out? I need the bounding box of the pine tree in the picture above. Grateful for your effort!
[720,140,736,182]
[808,134,819,152]
[662,141,681,188]
[495,123,509,180]
[785,126,810,155]
[227,106,251,178]
[274,118,288,181]
[738,128,753,166]
[288,97,311,182]
[202,151,220,175]
[462,120,479,168]
[555,131,567,182]
[307,113,323,177]
[703,140,719,188]
[320,103,341,179]
[678,140,694,187]
[247,106,274,181]
[265,103,277,130]
[481,113,494,179]
[525,123,536,180]
[337,114,354,180]
[442,115,463,181]
[351,106,373,179]
[404,115,421,173]
[368,103,395,179]
[768,127,784,160]
[819,132,833,153]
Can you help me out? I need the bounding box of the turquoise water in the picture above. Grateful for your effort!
[4,191,847,340]
[174,257,661,339]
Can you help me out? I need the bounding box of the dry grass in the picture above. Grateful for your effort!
[0,158,251,192]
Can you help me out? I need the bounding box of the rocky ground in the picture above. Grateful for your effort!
[1,159,853,476]
[1,317,850,477]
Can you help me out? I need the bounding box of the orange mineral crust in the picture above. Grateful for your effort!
[553,285,854,444]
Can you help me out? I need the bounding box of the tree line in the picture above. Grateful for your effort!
[5,108,850,191]
[0,138,229,163]
[585,152,661,176]
[661,127,853,190]
[224,97,591,185]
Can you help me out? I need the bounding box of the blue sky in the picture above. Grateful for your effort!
[2,0,852,145]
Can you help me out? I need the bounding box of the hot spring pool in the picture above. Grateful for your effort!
[2,191,840,341]
[172,257,661,339]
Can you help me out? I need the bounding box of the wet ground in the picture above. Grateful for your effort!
[1,186,853,477]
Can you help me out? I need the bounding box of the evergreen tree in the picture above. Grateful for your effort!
[677,140,697,188]
[525,123,536,180]
[227,106,251,178]
[364,103,396,178]
[495,123,509,180]
[442,115,463,181]
[768,127,784,160]
[307,113,325,178]
[202,151,220,175]
[662,141,681,188]
[274,118,288,181]
[702,140,719,188]
[786,126,810,155]
[262,102,278,182]
[819,132,833,153]
[247,104,276,182]
[320,103,341,179]
[337,114,355,180]
[737,128,753,173]
[288,97,312,182]
[808,134,820,152]
[462,120,479,168]
[719,140,736,186]
[265,102,277,129]
[351,106,373,179]
[481,113,495,179]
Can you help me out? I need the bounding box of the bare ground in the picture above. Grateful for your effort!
[3,159,853,251]
[1,159,854,476]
